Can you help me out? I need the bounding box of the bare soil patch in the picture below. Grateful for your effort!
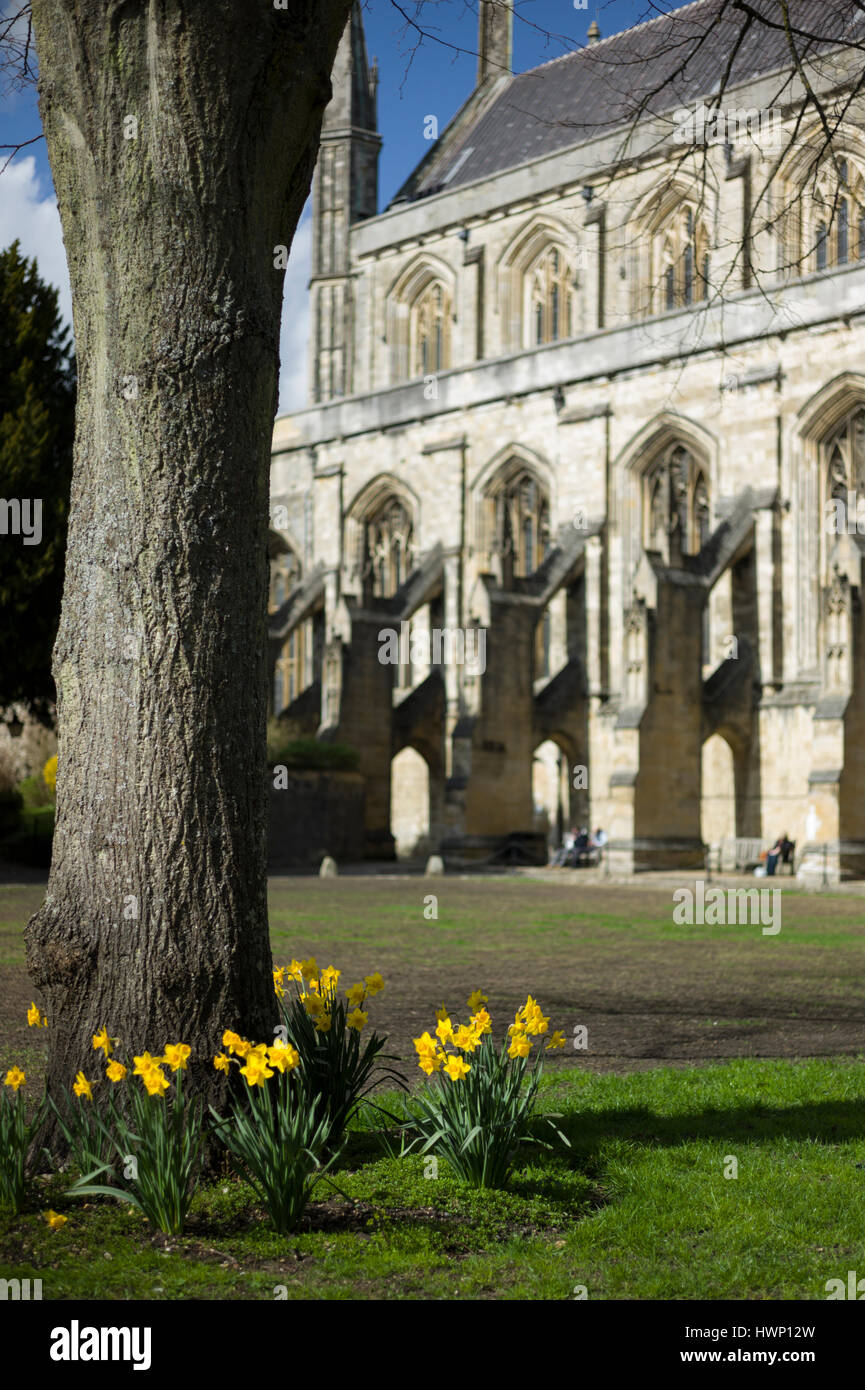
[3,875,864,1083]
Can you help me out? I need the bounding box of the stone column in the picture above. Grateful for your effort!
[755,507,776,687]
[462,245,485,363]
[725,153,752,291]
[463,592,536,836]
[333,608,396,860]
[583,202,606,331]
[632,573,706,868]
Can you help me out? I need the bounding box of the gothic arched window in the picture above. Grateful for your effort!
[501,222,581,350]
[268,549,300,614]
[693,470,711,551]
[362,495,415,600]
[647,469,667,552]
[527,245,574,346]
[388,261,454,384]
[268,546,307,715]
[822,404,865,526]
[806,156,865,272]
[274,628,299,715]
[642,443,709,559]
[412,280,451,377]
[486,466,550,586]
[652,203,710,313]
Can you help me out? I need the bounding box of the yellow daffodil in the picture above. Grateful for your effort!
[546,1030,567,1051]
[240,1052,273,1087]
[43,754,57,792]
[435,1006,449,1022]
[141,1066,169,1097]
[418,1050,445,1075]
[315,1012,333,1033]
[106,1060,127,1083]
[301,991,324,1019]
[213,1053,231,1073]
[470,1007,492,1036]
[45,1210,68,1230]
[524,1008,549,1036]
[27,1002,42,1028]
[444,1054,471,1081]
[133,1052,162,1076]
[466,989,488,1011]
[345,982,366,1009]
[435,1016,454,1045]
[518,996,550,1033]
[73,1072,94,1101]
[92,1027,113,1056]
[4,1066,25,1091]
[267,1042,300,1073]
[273,967,286,998]
[287,959,304,981]
[320,966,341,994]
[364,972,384,996]
[299,957,318,982]
[508,1034,532,1059]
[346,1008,368,1031]
[413,1031,438,1054]
[162,1043,191,1072]
[222,1031,251,1058]
[452,1024,480,1051]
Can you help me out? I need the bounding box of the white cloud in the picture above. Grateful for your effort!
[2,154,313,418]
[277,209,312,417]
[0,156,71,330]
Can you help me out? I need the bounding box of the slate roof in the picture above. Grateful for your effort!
[390,0,861,205]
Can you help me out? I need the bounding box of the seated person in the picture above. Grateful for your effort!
[590,827,607,858]
[573,827,590,863]
[766,833,789,876]
[552,828,576,867]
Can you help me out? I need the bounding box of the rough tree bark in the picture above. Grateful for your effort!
[24,0,352,1126]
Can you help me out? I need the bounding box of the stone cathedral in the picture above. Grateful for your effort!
[268,0,865,882]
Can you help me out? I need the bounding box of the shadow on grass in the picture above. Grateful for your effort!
[553,1098,865,1166]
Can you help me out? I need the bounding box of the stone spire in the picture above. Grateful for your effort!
[309,1,381,403]
[477,0,513,86]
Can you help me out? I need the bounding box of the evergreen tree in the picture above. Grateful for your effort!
[0,239,75,718]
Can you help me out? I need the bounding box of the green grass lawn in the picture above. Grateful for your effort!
[2,876,864,1298]
[3,1057,865,1300]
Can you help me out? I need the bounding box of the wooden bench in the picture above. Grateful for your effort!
[718,837,764,871]
[575,845,601,867]
[715,838,796,874]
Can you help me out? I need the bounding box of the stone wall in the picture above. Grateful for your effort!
[267,46,865,880]
[267,771,365,869]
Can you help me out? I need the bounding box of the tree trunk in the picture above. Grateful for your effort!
[25,0,352,1131]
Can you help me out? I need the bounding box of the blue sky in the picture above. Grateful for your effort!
[0,1,690,411]
[365,1,688,208]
